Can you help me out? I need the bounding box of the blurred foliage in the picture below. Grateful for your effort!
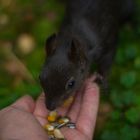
[0,0,140,139]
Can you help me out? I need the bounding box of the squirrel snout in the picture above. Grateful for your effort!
[46,100,57,111]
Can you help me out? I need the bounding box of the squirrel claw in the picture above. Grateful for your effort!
[94,72,109,93]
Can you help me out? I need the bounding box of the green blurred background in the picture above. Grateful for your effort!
[0,0,140,139]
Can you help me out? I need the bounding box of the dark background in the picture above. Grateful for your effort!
[0,0,140,139]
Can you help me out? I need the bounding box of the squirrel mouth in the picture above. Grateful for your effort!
[62,96,74,107]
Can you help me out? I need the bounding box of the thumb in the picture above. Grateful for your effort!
[11,95,35,113]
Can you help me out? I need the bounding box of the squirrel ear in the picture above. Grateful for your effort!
[68,39,79,62]
[68,38,86,64]
[45,33,57,56]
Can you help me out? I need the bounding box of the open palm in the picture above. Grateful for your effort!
[34,76,100,140]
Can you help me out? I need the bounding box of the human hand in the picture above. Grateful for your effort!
[0,95,48,140]
[34,76,100,140]
[0,76,99,140]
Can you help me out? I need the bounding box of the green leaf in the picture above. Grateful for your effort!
[111,110,121,120]
[125,108,140,124]
[120,72,136,88]
[134,57,140,69]
[120,125,139,140]
[125,46,137,60]
[0,94,20,109]
[134,95,140,106]
[110,90,123,108]
[122,90,136,106]
[101,130,119,140]
[110,90,136,108]
[32,18,57,44]
[115,49,126,65]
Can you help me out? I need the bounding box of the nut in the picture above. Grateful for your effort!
[63,96,74,107]
[54,128,65,140]
[58,117,70,124]
[66,123,76,129]
[47,111,58,122]
[44,124,55,132]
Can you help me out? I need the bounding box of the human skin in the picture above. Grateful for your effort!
[0,76,99,140]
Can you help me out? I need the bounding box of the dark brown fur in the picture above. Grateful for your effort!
[39,0,134,110]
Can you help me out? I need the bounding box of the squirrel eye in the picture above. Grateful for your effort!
[65,77,75,90]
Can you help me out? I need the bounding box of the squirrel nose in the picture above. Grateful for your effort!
[46,101,57,111]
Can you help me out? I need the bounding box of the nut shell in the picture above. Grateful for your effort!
[44,124,55,135]
[58,117,70,124]
[54,128,65,139]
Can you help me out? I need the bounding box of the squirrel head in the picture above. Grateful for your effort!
[39,33,89,110]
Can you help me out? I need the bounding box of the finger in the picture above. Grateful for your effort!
[77,81,100,138]
[86,75,97,84]
[61,127,83,140]
[11,95,35,113]
[67,89,83,122]
[57,97,75,116]
[34,93,48,126]
[68,75,96,122]
[57,104,69,117]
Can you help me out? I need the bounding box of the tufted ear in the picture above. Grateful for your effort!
[45,33,57,56]
[68,38,87,64]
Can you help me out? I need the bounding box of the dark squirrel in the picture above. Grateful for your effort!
[39,0,134,110]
